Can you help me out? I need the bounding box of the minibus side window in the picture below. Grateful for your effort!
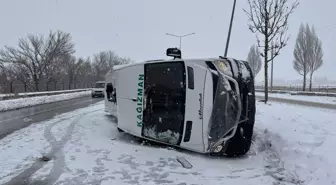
[187,66,194,90]
[106,83,114,102]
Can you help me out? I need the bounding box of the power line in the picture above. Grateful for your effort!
[318,24,336,31]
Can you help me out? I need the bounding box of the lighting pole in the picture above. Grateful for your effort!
[271,42,274,92]
[224,0,237,57]
[166,33,195,50]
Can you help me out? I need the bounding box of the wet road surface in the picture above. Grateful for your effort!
[0,96,103,139]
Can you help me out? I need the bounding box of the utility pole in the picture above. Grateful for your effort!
[271,42,274,92]
[224,0,237,57]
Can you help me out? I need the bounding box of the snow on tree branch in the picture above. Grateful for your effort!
[247,45,262,77]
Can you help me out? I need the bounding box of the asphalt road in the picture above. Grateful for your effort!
[0,96,103,139]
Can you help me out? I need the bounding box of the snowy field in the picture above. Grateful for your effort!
[0,91,91,112]
[0,101,335,185]
[256,92,336,105]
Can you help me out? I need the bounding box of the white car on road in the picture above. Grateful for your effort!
[91,81,105,98]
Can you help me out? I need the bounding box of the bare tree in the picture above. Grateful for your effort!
[119,56,133,64]
[106,51,121,69]
[0,61,3,70]
[61,55,84,89]
[244,0,299,103]
[293,24,323,91]
[77,57,94,86]
[0,30,75,91]
[0,66,12,93]
[105,50,131,69]
[308,26,323,91]
[92,51,109,80]
[293,24,310,91]
[247,44,262,77]
[10,64,33,92]
[92,50,131,80]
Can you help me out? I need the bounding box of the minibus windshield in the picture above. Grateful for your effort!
[207,61,240,145]
[142,61,186,145]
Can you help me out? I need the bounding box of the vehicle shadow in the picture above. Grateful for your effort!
[104,113,118,124]
[119,132,252,161]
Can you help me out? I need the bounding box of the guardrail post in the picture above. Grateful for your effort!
[10,81,13,94]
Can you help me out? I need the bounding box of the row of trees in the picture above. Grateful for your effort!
[244,0,324,102]
[0,30,131,93]
[247,23,323,93]
[293,24,323,91]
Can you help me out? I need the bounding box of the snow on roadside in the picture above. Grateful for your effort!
[0,103,275,185]
[0,104,102,184]
[255,102,336,185]
[0,101,335,184]
[0,122,50,184]
[0,91,91,112]
[255,92,336,105]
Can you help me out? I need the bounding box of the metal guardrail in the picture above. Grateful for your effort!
[255,89,336,97]
[255,94,336,110]
[255,85,336,93]
[0,89,91,101]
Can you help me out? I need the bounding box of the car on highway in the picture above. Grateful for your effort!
[104,48,256,156]
[91,81,105,98]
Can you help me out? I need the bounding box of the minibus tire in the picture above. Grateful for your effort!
[223,121,255,157]
[223,99,255,157]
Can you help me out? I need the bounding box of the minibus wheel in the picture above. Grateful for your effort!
[223,121,255,157]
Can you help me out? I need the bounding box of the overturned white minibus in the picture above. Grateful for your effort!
[104,51,255,156]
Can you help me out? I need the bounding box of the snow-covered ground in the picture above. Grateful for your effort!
[256,92,336,105]
[0,91,91,112]
[0,101,335,185]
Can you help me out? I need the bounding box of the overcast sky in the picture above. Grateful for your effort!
[0,0,335,83]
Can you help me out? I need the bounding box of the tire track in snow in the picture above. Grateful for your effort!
[2,109,101,185]
[251,129,304,185]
